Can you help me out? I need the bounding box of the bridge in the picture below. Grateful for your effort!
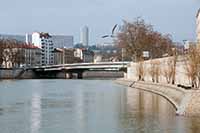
[30,62,130,79]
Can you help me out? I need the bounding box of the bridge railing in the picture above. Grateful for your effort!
[32,61,131,69]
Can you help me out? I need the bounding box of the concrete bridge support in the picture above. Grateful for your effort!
[65,73,73,79]
[56,71,80,79]
[56,71,67,79]
[77,72,83,79]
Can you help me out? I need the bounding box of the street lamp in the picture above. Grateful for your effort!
[101,24,119,62]
[63,47,66,64]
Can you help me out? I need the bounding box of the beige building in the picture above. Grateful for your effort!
[2,44,41,68]
[53,48,82,65]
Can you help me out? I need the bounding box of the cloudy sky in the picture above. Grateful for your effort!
[0,0,199,44]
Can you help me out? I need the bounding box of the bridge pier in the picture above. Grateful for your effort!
[66,73,73,79]
[77,72,83,79]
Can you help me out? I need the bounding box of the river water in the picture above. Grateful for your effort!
[0,80,200,133]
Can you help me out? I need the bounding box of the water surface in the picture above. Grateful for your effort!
[0,80,200,133]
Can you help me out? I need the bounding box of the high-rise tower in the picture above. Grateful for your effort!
[80,26,89,46]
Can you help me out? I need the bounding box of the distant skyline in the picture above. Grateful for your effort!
[0,0,199,45]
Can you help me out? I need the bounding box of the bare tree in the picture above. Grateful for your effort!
[184,47,200,88]
[0,40,5,67]
[0,39,25,68]
[149,60,161,83]
[136,58,145,81]
[115,18,173,61]
[171,48,178,84]
[162,54,177,85]
[163,58,174,84]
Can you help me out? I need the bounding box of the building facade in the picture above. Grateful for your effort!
[53,48,63,65]
[32,32,54,66]
[23,44,41,67]
[184,41,196,50]
[74,48,94,63]
[54,48,82,65]
[1,44,41,68]
[80,26,89,47]
[52,35,74,48]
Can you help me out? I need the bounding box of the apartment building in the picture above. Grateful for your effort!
[1,44,41,68]
[54,48,82,65]
[32,32,54,66]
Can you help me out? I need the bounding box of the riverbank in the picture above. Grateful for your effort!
[0,68,37,79]
[116,79,200,117]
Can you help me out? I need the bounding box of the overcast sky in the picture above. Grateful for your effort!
[0,0,199,44]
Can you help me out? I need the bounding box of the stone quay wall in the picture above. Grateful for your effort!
[0,68,36,79]
[83,71,124,79]
[126,56,189,85]
[120,56,200,117]
[116,79,200,116]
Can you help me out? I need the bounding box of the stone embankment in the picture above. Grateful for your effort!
[0,68,36,79]
[116,79,200,117]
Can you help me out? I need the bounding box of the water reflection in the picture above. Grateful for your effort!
[0,108,3,115]
[30,93,42,133]
[124,87,199,132]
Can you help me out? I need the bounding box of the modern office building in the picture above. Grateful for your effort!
[80,26,89,47]
[0,34,25,42]
[52,35,74,48]
[32,32,54,65]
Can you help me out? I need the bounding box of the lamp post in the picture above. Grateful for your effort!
[101,24,119,62]
[63,47,66,64]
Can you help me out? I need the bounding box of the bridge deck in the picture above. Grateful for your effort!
[32,62,130,71]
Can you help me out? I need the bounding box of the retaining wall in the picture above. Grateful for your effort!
[127,56,190,85]
[83,71,124,79]
[0,69,36,79]
[116,79,200,117]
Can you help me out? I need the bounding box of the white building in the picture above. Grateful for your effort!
[80,26,89,46]
[74,48,94,63]
[197,9,200,43]
[184,40,196,50]
[94,55,103,63]
[32,32,54,66]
